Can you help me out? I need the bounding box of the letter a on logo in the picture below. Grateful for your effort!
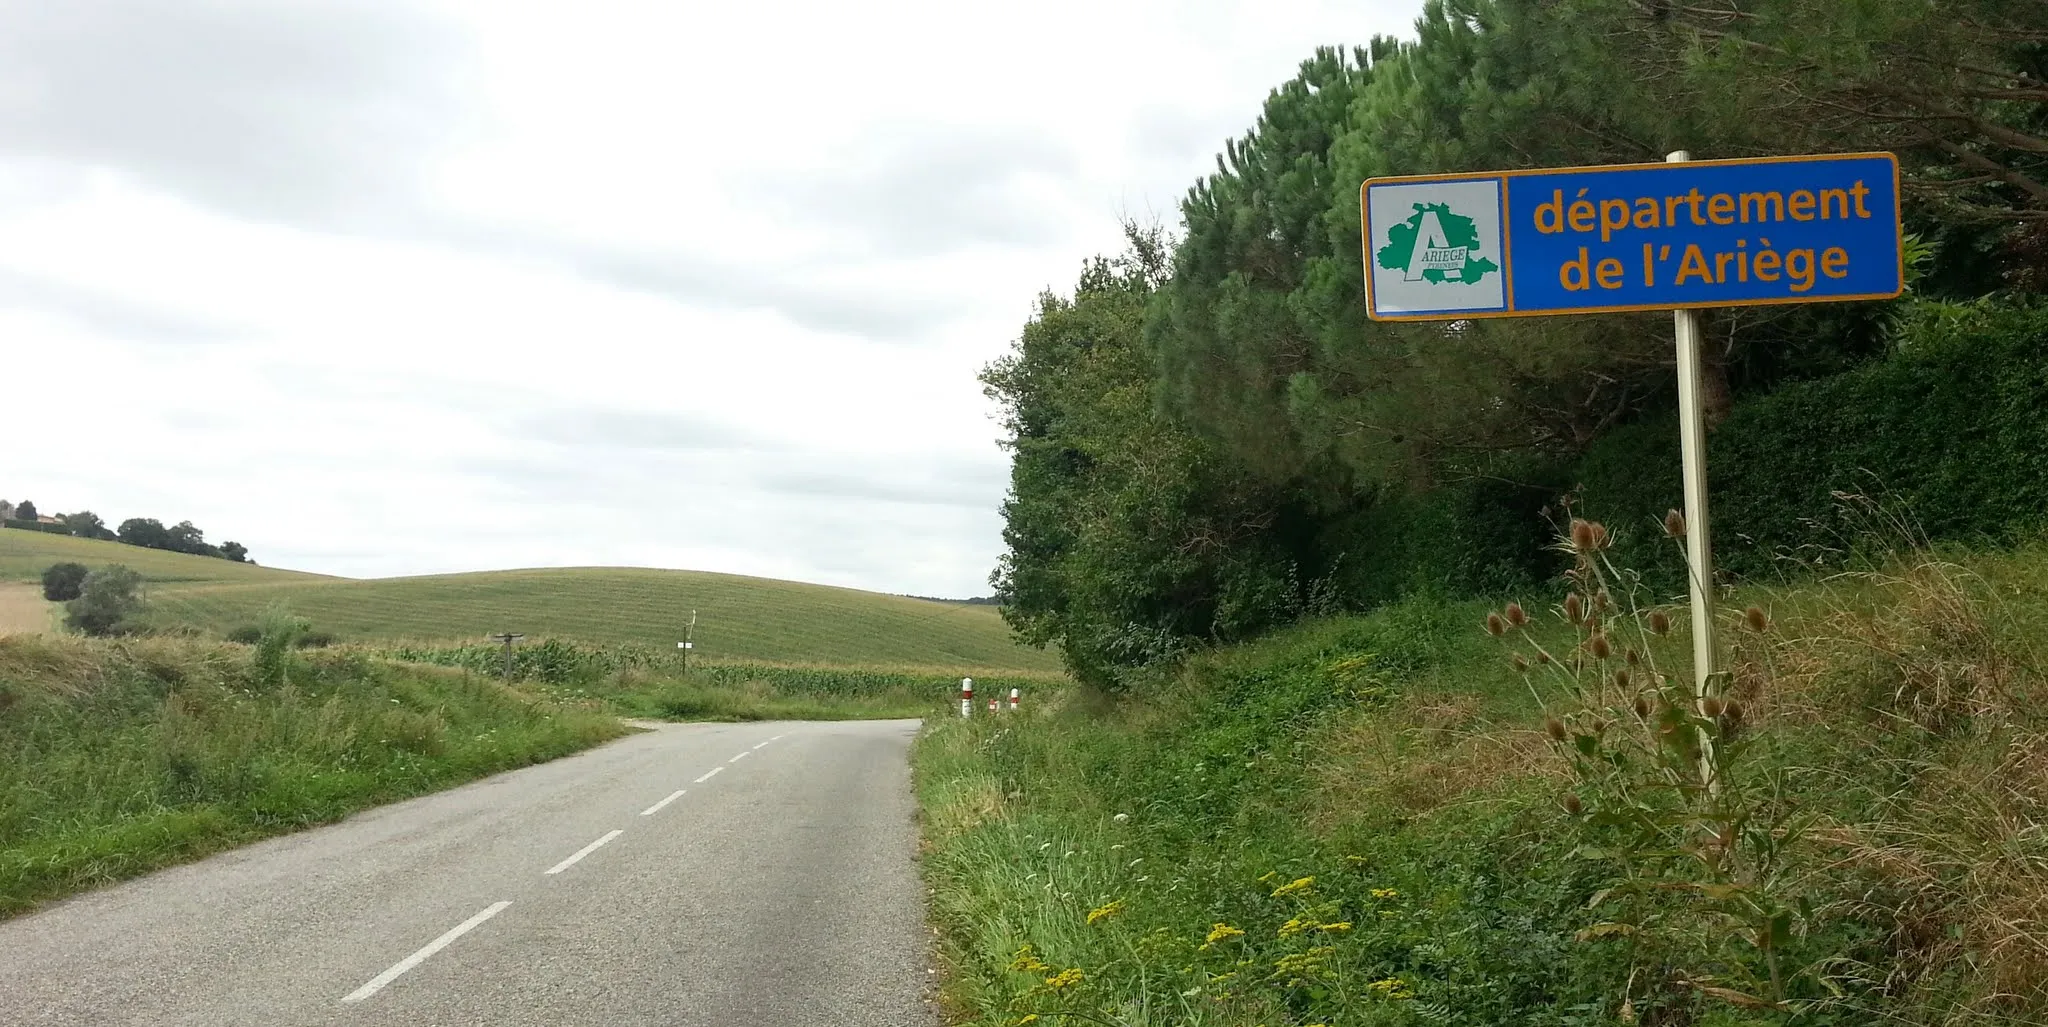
[1404,209,1467,282]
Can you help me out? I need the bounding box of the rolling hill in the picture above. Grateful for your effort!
[0,529,325,586]
[0,527,1056,672]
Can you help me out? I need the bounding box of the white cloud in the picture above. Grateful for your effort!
[0,0,1424,596]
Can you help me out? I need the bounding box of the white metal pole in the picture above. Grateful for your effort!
[1668,150,1720,786]
[960,677,973,719]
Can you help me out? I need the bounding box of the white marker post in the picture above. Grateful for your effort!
[1668,150,1720,786]
[959,677,973,719]
[1008,687,1019,711]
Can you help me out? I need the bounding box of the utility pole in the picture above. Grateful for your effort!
[489,632,525,680]
[677,610,697,677]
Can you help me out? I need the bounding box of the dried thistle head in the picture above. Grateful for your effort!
[1544,716,1568,742]
[1511,653,1529,673]
[1744,605,1770,633]
[1485,612,1506,637]
[1564,593,1584,625]
[1614,667,1631,689]
[1664,508,1687,538]
[1595,588,1612,612]
[1589,634,1612,660]
[1570,518,1596,553]
[1625,648,1642,667]
[1633,694,1652,719]
[1701,695,1726,719]
[1562,793,1584,815]
[1589,522,1610,551]
[1648,610,1672,636]
[1504,601,1528,628]
[1723,699,1745,727]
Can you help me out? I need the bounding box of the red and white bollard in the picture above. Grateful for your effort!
[960,677,974,719]
[1009,687,1020,711]
[988,695,998,712]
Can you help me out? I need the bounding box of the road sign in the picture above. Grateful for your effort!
[1362,152,1902,321]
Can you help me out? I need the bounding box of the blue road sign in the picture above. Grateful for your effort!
[1361,153,1903,321]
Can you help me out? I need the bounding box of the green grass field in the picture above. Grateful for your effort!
[0,527,1057,672]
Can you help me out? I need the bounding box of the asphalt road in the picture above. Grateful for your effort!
[0,719,936,1026]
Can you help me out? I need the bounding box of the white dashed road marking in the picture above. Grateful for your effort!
[694,767,722,784]
[341,901,511,1003]
[640,790,686,816]
[545,830,623,876]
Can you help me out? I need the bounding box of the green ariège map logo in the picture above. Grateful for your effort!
[1377,202,1499,285]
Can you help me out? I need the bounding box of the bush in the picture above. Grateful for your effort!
[63,566,145,637]
[40,562,89,602]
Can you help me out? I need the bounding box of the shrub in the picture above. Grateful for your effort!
[63,566,145,637]
[40,562,89,602]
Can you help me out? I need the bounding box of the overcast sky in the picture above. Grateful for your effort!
[0,0,1424,597]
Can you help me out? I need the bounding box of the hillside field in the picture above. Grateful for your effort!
[0,527,1057,672]
[0,529,322,585]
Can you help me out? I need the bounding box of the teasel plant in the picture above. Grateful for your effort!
[1485,511,1832,1017]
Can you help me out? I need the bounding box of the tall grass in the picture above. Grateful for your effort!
[916,540,2048,1024]
[0,633,625,917]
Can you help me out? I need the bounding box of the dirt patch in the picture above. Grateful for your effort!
[0,583,55,636]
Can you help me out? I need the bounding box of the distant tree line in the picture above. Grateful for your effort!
[2,497,252,563]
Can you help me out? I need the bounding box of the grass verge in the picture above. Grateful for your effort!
[916,542,2048,1025]
[0,633,626,918]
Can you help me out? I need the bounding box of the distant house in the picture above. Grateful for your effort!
[0,501,12,522]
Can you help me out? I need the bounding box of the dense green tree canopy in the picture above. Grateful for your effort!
[988,0,2047,682]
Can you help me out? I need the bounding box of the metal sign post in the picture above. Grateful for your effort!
[1667,150,1721,786]
[676,610,697,677]
[488,632,525,680]
[1360,150,1904,714]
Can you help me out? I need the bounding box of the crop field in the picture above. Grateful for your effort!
[2,526,1056,671]
[0,584,53,636]
[0,529,323,586]
[147,568,1056,670]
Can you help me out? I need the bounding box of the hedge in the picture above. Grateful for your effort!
[1570,300,2048,590]
[2,520,72,535]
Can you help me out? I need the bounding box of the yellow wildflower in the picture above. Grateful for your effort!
[1202,923,1245,948]
[1319,921,1353,933]
[1044,968,1084,991]
[1013,1018,1040,1026]
[1086,899,1126,925]
[1007,945,1051,973]
[1277,917,1309,938]
[1370,887,1400,900]
[1367,976,1415,999]
[1270,876,1315,898]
